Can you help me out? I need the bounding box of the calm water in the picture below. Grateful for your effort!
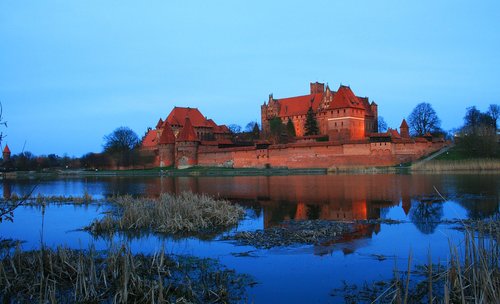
[1,174,499,303]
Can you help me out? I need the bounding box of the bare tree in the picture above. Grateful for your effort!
[0,102,7,146]
[407,102,441,136]
[487,104,499,129]
[103,127,140,153]
[378,116,388,132]
[103,127,140,168]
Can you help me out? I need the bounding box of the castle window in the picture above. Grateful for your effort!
[344,109,346,113]
[337,110,339,114]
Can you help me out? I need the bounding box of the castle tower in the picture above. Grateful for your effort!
[370,102,378,133]
[2,145,10,161]
[400,119,410,138]
[158,122,176,167]
[175,117,200,169]
[310,82,325,94]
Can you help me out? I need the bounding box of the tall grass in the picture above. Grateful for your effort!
[86,192,245,237]
[334,222,499,303]
[0,244,250,303]
[411,159,500,172]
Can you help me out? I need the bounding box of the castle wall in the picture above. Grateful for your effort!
[158,144,175,167]
[175,142,199,169]
[197,140,447,169]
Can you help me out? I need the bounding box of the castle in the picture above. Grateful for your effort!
[141,82,446,169]
[261,82,378,140]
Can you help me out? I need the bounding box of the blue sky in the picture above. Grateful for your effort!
[1,0,499,156]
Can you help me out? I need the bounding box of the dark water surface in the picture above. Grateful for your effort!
[1,174,499,303]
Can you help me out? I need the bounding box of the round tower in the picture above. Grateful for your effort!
[158,122,176,167]
[2,144,11,162]
[175,117,200,169]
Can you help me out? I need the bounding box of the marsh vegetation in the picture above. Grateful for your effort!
[0,244,250,303]
[86,192,245,238]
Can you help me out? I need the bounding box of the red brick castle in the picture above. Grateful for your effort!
[262,82,378,140]
[141,82,447,169]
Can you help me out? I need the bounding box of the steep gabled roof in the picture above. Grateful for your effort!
[166,107,211,128]
[156,118,164,129]
[142,130,158,148]
[3,144,10,153]
[400,119,409,129]
[277,93,323,117]
[176,117,199,142]
[158,122,176,144]
[330,86,366,110]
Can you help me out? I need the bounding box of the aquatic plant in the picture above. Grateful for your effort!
[227,220,354,248]
[0,244,250,303]
[86,192,245,237]
[332,220,500,303]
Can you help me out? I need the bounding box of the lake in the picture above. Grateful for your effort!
[1,173,498,303]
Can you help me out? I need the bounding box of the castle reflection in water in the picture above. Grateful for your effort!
[3,174,498,230]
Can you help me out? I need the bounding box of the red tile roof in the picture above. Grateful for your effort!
[142,130,158,148]
[389,129,402,139]
[206,119,218,128]
[277,93,323,116]
[3,144,10,153]
[176,117,199,142]
[214,124,230,133]
[158,122,175,144]
[166,107,212,128]
[400,119,409,129]
[331,86,366,110]
[156,118,164,129]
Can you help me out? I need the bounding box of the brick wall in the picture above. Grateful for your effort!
[197,141,447,169]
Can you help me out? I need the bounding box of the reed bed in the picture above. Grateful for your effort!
[86,192,245,237]
[7,192,95,205]
[411,158,500,172]
[333,223,499,303]
[0,244,250,303]
[227,220,354,248]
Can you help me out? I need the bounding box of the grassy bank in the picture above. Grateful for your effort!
[411,158,500,172]
[0,244,250,303]
[86,192,245,238]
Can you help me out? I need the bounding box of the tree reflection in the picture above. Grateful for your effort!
[409,200,443,234]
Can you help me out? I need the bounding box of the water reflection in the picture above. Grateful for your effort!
[409,200,444,234]
[2,174,499,231]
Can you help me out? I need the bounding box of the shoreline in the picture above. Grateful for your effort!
[1,158,499,180]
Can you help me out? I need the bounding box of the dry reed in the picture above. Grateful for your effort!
[333,222,499,303]
[7,191,95,206]
[411,159,500,172]
[86,192,245,237]
[0,244,250,303]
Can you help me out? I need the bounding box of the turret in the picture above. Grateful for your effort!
[400,119,410,138]
[2,145,10,161]
[158,122,176,167]
[310,82,325,94]
[175,117,199,168]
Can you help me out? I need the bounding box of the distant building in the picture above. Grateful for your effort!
[261,83,378,141]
